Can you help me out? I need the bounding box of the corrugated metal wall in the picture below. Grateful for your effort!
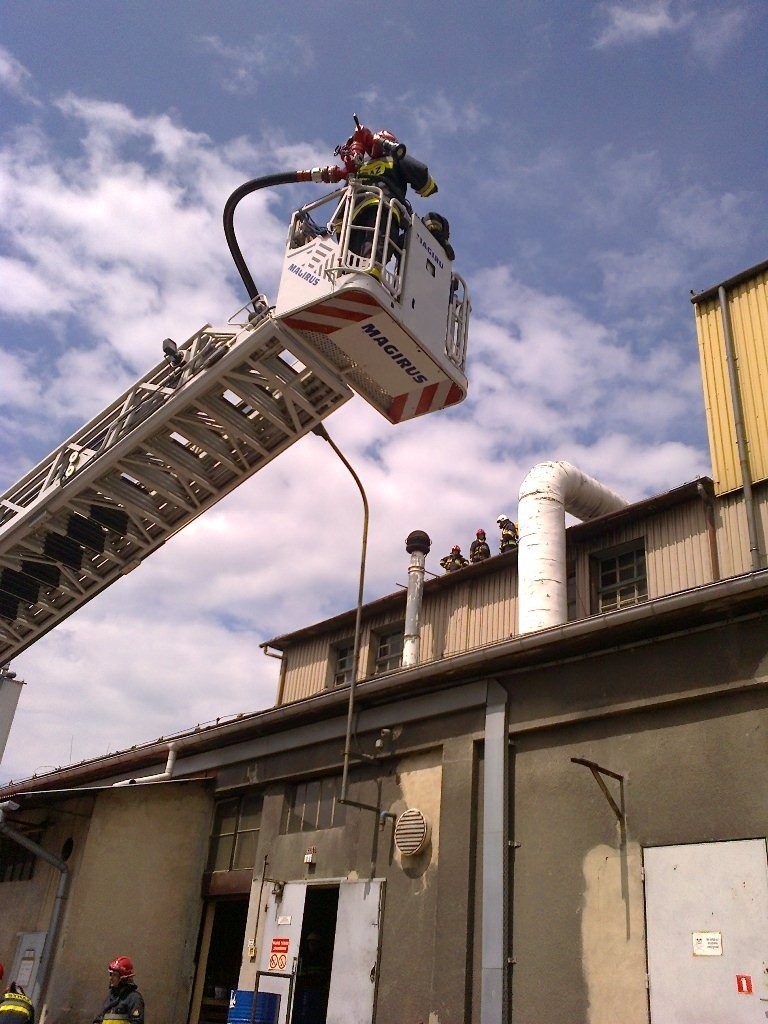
[278,563,518,702]
[421,566,517,659]
[694,267,768,496]
[713,482,768,579]
[567,498,712,612]
[276,489,763,705]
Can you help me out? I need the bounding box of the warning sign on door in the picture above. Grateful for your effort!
[269,938,289,971]
[691,931,722,956]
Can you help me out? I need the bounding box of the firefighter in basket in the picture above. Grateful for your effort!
[334,117,454,270]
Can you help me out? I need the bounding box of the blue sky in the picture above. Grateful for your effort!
[1,0,766,783]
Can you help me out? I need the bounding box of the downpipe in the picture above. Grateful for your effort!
[0,803,69,1010]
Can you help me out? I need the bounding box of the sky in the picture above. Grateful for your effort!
[0,0,766,785]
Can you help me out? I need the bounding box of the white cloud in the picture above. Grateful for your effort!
[196,32,316,94]
[690,6,749,66]
[594,1,693,47]
[0,45,41,106]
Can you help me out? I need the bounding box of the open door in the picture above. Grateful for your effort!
[253,879,384,1024]
[325,880,384,1024]
[256,882,307,1023]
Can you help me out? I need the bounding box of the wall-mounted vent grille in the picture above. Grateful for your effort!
[394,808,430,856]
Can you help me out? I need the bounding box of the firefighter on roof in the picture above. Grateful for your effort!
[470,529,491,563]
[440,545,469,573]
[496,514,519,553]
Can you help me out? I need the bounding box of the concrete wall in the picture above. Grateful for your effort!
[504,612,768,1024]
[44,781,213,1024]
[0,795,95,982]
[238,707,484,1023]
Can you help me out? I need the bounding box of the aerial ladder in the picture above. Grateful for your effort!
[0,118,470,666]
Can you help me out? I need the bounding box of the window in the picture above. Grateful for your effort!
[0,831,41,882]
[332,641,355,687]
[373,627,404,675]
[207,792,262,873]
[593,542,647,612]
[286,776,346,833]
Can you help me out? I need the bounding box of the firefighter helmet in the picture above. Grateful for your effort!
[451,545,461,553]
[496,514,509,525]
[476,529,486,537]
[371,129,399,158]
[108,956,134,979]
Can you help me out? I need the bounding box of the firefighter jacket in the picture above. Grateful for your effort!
[0,989,35,1024]
[469,539,491,563]
[94,982,144,1024]
[440,551,469,573]
[357,154,438,208]
[499,521,519,553]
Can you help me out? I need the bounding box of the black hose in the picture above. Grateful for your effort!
[223,172,301,304]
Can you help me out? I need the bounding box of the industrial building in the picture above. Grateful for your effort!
[1,259,767,1024]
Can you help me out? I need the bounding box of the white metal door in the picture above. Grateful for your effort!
[325,879,384,1024]
[644,839,768,1022]
[256,882,307,1023]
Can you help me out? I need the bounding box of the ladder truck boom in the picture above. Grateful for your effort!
[0,118,470,665]
[0,315,353,663]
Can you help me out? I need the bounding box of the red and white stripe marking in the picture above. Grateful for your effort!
[281,289,378,335]
[282,287,466,422]
[388,380,465,422]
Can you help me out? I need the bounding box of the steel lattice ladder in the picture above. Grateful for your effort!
[0,314,353,663]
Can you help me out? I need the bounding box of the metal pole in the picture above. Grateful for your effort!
[310,426,371,807]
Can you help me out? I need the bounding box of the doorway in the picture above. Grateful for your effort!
[292,887,339,1024]
[195,898,249,1024]
[256,878,384,1024]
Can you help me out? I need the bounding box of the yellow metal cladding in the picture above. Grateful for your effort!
[694,265,768,496]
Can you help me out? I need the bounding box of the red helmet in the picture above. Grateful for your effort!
[371,129,398,158]
[451,544,461,553]
[108,956,134,979]
[476,529,486,537]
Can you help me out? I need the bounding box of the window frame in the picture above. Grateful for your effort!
[590,539,648,613]
[206,791,262,874]
[285,775,346,834]
[372,624,404,675]
[0,829,42,883]
[330,638,355,687]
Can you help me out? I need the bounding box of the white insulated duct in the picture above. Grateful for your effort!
[518,461,628,634]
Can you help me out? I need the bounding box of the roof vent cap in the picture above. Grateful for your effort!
[394,807,430,856]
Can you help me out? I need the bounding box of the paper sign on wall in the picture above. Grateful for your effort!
[692,931,723,956]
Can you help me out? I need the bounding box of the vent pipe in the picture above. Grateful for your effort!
[518,461,628,634]
[112,742,177,786]
[402,531,431,668]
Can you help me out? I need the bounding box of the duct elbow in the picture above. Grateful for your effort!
[517,461,628,635]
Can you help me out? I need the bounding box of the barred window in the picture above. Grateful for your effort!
[373,627,404,675]
[286,776,346,833]
[0,831,41,883]
[332,641,355,687]
[207,792,262,873]
[593,542,648,612]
